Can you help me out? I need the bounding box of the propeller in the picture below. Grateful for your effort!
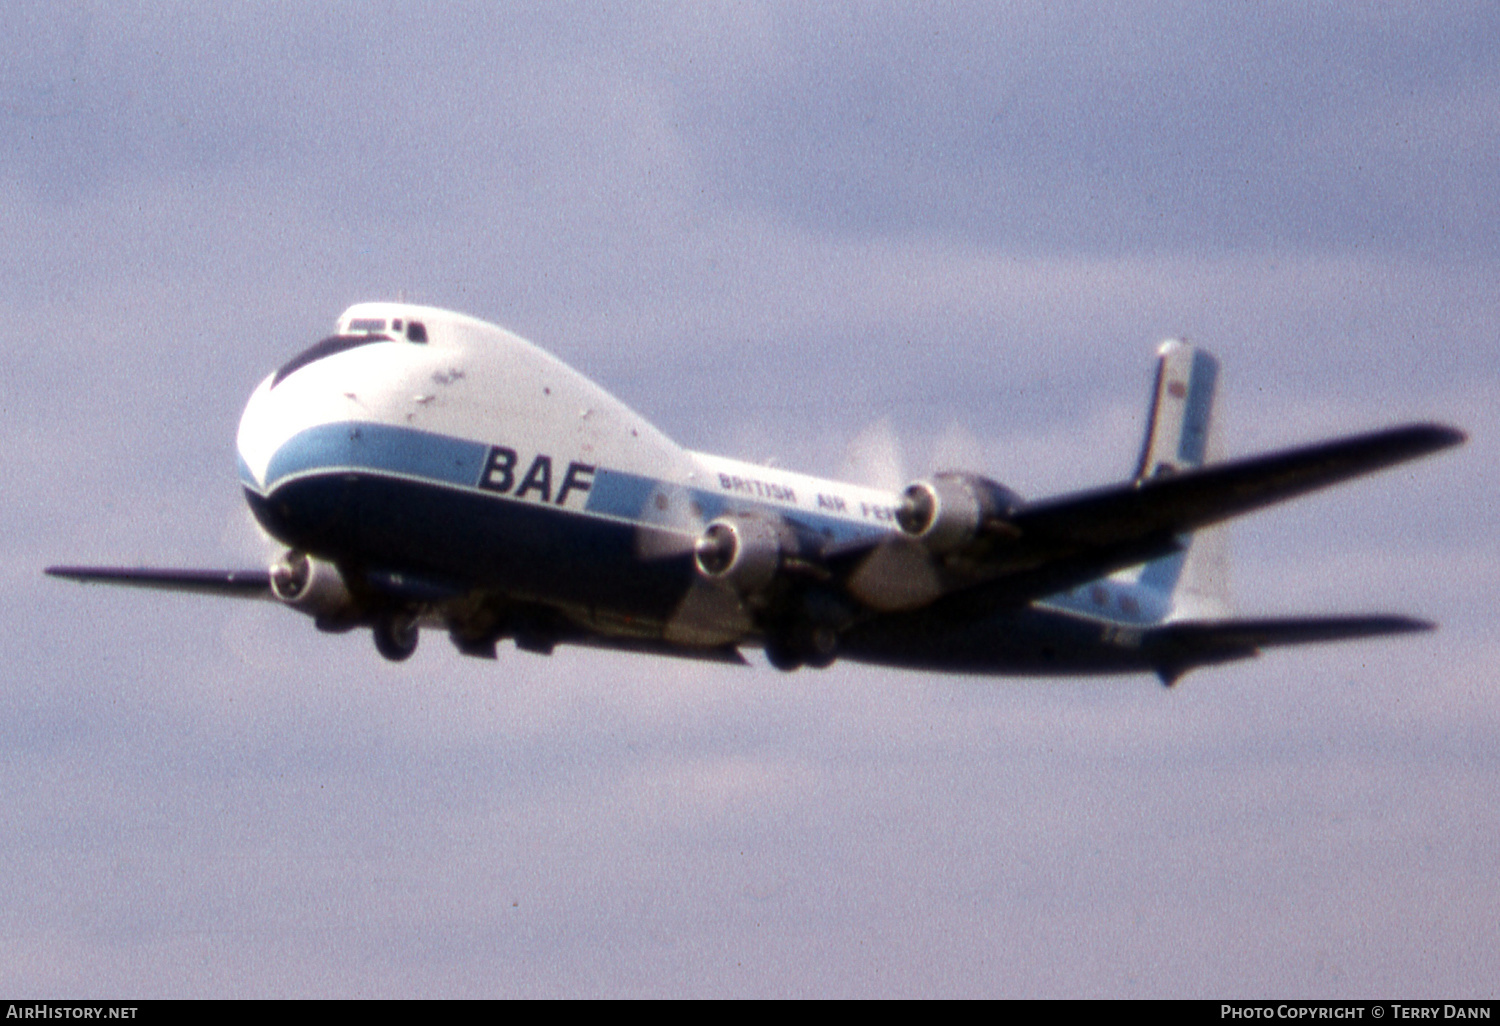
[840,417,907,493]
[636,488,759,645]
[633,482,711,561]
[692,521,736,574]
[840,419,993,612]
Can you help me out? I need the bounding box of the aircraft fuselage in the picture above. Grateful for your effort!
[235,302,1172,671]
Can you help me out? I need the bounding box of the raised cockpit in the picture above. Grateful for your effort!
[340,315,428,343]
[272,314,431,388]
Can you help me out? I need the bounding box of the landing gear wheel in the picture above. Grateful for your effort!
[804,625,839,669]
[765,625,839,672]
[765,637,804,672]
[373,613,419,662]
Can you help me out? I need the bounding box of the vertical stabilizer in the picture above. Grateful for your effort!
[1135,340,1218,480]
[1135,341,1232,616]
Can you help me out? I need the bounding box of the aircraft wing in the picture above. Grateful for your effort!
[45,563,753,663]
[1141,614,1435,685]
[842,422,1464,610]
[45,566,273,598]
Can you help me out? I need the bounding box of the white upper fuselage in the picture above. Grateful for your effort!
[238,303,907,539]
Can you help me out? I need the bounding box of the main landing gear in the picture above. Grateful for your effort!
[373,612,419,662]
[764,623,839,672]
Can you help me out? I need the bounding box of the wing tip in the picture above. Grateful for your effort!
[1379,614,1438,635]
[1408,422,1467,452]
[46,565,93,582]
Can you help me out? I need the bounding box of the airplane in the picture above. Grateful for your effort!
[48,302,1465,685]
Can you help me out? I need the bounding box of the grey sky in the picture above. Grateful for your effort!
[4,1,1496,996]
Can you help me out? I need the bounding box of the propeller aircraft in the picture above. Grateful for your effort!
[49,303,1464,685]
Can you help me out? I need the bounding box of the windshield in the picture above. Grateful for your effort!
[272,333,392,387]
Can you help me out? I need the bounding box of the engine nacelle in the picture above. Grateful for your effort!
[895,472,1023,554]
[269,551,357,620]
[692,514,788,598]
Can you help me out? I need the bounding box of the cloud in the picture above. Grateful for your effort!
[665,2,1500,256]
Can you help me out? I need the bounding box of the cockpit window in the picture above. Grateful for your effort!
[272,333,392,387]
[406,321,428,343]
[348,318,386,333]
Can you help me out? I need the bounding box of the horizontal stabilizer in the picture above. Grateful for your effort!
[46,566,272,599]
[1144,614,1434,685]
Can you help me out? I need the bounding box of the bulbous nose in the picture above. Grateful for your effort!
[236,373,280,495]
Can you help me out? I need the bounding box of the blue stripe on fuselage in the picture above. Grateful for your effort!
[238,452,259,492]
[247,420,1171,631]
[584,467,739,529]
[583,465,657,520]
[245,421,1184,665]
[252,421,886,547]
[259,421,491,496]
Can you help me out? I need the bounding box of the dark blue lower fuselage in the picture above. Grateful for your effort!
[247,468,1162,677]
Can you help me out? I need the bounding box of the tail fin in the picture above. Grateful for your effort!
[1135,339,1218,480]
[1134,341,1232,615]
